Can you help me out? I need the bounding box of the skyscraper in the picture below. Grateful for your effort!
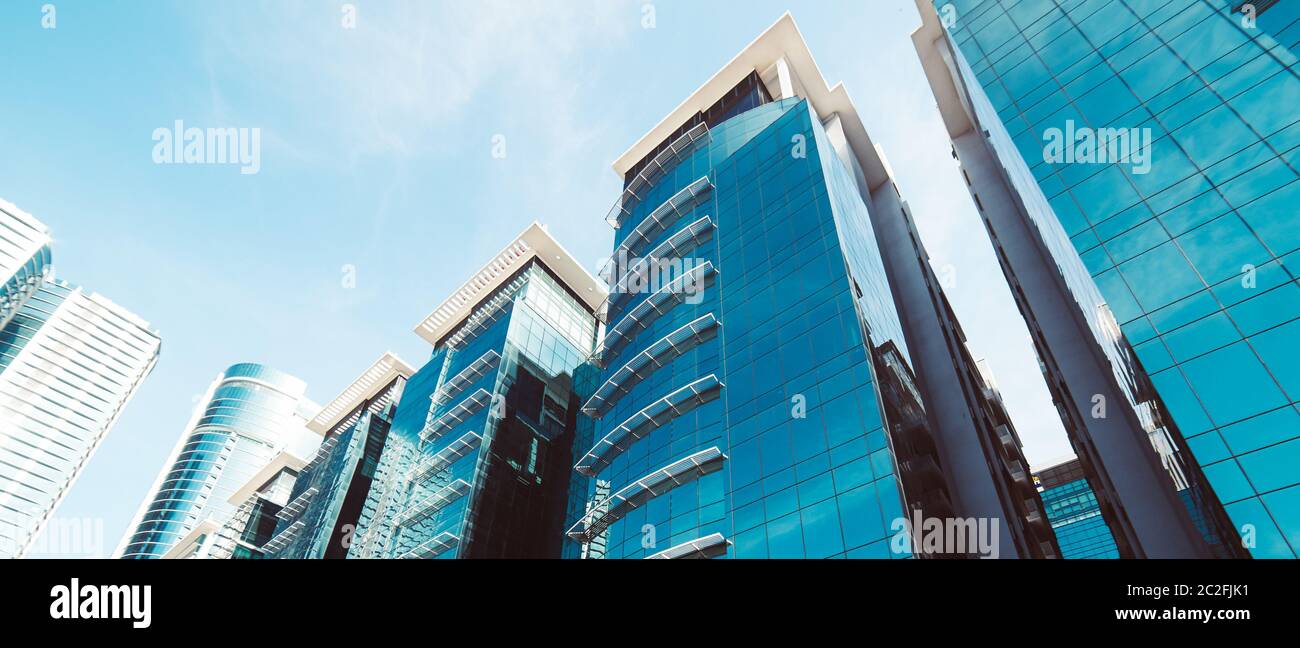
[913,0,1294,556]
[564,13,1056,560]
[117,363,321,559]
[263,353,413,559]
[345,222,604,559]
[0,200,160,559]
[0,199,51,331]
[1034,457,1120,559]
[187,450,308,559]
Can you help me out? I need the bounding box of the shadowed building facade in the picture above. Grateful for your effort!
[345,223,604,559]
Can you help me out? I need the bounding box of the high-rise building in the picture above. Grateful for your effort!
[345,223,604,559]
[187,451,308,559]
[563,13,1056,560]
[913,0,1295,556]
[263,353,413,559]
[117,363,321,559]
[1034,457,1120,559]
[0,201,160,559]
[0,199,52,330]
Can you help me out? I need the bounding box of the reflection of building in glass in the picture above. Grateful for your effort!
[912,0,1296,556]
[1035,458,1119,559]
[117,363,321,559]
[0,200,160,559]
[347,223,604,559]
[564,13,1057,560]
[265,353,413,559]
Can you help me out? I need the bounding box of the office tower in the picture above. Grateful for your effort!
[180,451,307,559]
[0,200,52,330]
[0,201,160,559]
[1035,457,1120,559]
[263,353,413,559]
[117,363,322,559]
[345,223,603,559]
[565,13,1056,560]
[913,0,1295,556]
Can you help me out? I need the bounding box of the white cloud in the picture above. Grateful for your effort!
[195,0,633,162]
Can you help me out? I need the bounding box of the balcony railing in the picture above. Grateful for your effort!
[605,215,715,311]
[583,314,720,418]
[596,261,717,365]
[645,532,730,559]
[432,350,500,406]
[612,176,713,263]
[262,520,305,555]
[566,446,726,543]
[399,531,460,560]
[605,123,711,228]
[395,479,471,528]
[276,487,318,522]
[422,388,492,443]
[576,374,723,477]
[412,431,483,483]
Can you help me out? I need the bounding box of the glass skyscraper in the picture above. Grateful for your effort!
[117,363,321,559]
[564,14,1058,560]
[0,200,160,559]
[915,0,1296,556]
[344,222,603,559]
[1035,458,1121,558]
[263,353,413,559]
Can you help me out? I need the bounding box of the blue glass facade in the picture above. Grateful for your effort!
[925,0,1300,556]
[266,393,399,559]
[120,363,320,559]
[1035,459,1120,558]
[348,260,598,559]
[568,86,933,559]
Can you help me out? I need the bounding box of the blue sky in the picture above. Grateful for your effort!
[1,0,1072,558]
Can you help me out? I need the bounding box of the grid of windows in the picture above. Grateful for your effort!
[1040,476,1121,558]
[938,0,1300,557]
[571,88,922,559]
[351,262,597,559]
[119,364,319,559]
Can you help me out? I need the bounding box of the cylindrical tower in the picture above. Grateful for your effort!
[117,363,320,559]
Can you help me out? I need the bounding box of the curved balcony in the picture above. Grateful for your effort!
[395,479,471,528]
[612,177,714,263]
[412,431,483,483]
[566,446,726,543]
[576,374,723,477]
[583,314,720,419]
[606,122,711,228]
[400,531,460,559]
[607,215,715,310]
[433,350,500,406]
[645,532,730,559]
[597,261,717,365]
[422,388,492,443]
